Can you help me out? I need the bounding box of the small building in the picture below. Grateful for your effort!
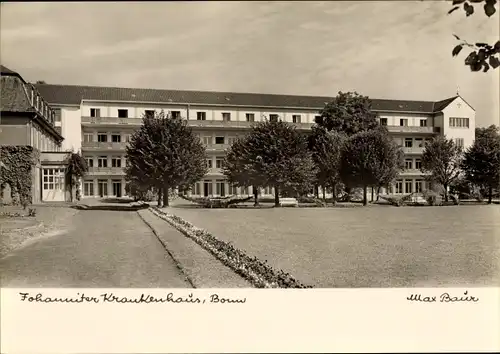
[0,65,68,203]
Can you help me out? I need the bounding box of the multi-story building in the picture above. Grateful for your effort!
[0,65,66,203]
[33,82,475,200]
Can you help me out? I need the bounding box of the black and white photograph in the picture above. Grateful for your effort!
[1,0,499,351]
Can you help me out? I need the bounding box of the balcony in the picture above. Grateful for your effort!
[187,120,314,131]
[87,167,125,176]
[401,146,425,154]
[82,141,128,151]
[387,125,437,134]
[205,144,231,152]
[82,116,143,126]
[399,169,431,176]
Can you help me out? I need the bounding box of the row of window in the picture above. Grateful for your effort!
[393,180,428,194]
[83,132,131,143]
[380,118,429,127]
[31,125,61,152]
[83,180,123,197]
[191,181,274,197]
[397,137,432,148]
[404,159,422,170]
[88,107,309,123]
[449,117,469,128]
[85,156,124,168]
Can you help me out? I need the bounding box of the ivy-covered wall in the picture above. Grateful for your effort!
[0,145,39,206]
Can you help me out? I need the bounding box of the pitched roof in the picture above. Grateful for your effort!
[34,83,457,113]
[0,75,35,112]
[0,65,20,76]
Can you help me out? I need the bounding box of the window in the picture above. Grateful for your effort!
[98,156,108,168]
[111,133,121,143]
[216,180,226,197]
[85,157,94,168]
[420,119,427,127]
[400,119,408,126]
[246,113,255,122]
[241,186,249,195]
[405,159,413,170]
[97,133,108,142]
[54,108,62,123]
[395,180,403,194]
[90,108,101,118]
[292,115,301,124]
[230,185,238,195]
[222,112,231,121]
[118,109,128,118]
[404,138,413,148]
[124,134,131,143]
[194,182,201,195]
[449,117,469,128]
[269,114,279,122]
[415,138,423,147]
[405,180,413,194]
[145,110,155,118]
[415,159,422,170]
[111,157,122,168]
[206,159,213,169]
[84,181,94,196]
[415,180,423,193]
[202,136,212,145]
[455,138,464,148]
[215,136,225,145]
[216,158,224,169]
[83,133,93,143]
[171,111,181,119]
[197,112,206,121]
[380,118,388,126]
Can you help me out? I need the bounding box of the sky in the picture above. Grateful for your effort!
[1,1,498,127]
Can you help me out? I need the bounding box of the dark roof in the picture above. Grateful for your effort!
[433,96,458,112]
[0,75,35,112]
[34,83,460,113]
[1,65,19,76]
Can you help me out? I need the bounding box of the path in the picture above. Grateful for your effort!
[0,208,192,288]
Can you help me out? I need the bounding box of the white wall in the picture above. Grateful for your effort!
[60,106,82,152]
[440,96,475,149]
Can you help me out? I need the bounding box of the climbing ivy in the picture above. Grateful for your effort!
[0,146,39,207]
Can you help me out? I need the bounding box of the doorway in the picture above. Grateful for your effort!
[112,180,122,197]
[98,180,108,197]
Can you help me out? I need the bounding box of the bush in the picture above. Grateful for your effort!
[422,190,443,206]
[143,190,157,202]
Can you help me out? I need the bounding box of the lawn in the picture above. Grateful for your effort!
[167,204,500,287]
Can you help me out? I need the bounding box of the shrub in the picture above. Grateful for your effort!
[143,190,157,202]
[422,190,443,206]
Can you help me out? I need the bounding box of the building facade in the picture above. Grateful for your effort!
[32,83,476,200]
[0,65,66,203]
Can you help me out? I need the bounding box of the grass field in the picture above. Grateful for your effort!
[167,204,500,287]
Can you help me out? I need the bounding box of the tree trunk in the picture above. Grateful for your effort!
[69,182,73,202]
[163,185,169,207]
[363,185,368,206]
[253,186,259,206]
[371,187,374,203]
[345,187,351,202]
[444,184,448,202]
[376,186,381,201]
[332,182,337,205]
[488,185,492,204]
[315,185,319,198]
[322,185,326,201]
[274,186,280,207]
[158,188,163,207]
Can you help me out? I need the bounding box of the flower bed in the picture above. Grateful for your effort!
[150,206,313,288]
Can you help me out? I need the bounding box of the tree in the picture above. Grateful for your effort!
[315,91,380,136]
[308,126,346,204]
[448,0,499,72]
[340,128,404,206]
[65,151,88,202]
[421,136,463,202]
[462,125,500,203]
[125,111,207,207]
[222,120,317,207]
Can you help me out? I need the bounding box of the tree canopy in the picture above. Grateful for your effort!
[421,136,463,201]
[462,125,500,202]
[125,110,207,206]
[315,91,380,136]
[222,120,316,206]
[65,151,88,202]
[340,128,404,205]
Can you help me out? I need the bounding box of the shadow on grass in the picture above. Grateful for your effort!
[99,197,135,204]
[71,203,150,212]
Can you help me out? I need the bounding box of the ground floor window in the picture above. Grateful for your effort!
[203,180,213,197]
[405,180,413,194]
[98,179,108,197]
[415,180,423,193]
[216,180,226,197]
[241,186,249,195]
[84,181,94,196]
[43,168,65,191]
[230,185,238,195]
[395,180,403,194]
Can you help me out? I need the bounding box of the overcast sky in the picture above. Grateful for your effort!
[1,1,498,127]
